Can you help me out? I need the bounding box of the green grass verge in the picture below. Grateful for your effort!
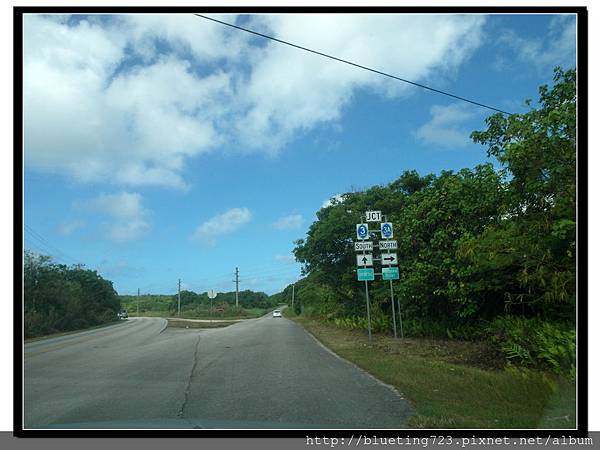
[127,310,169,318]
[25,319,124,343]
[167,319,237,329]
[284,309,575,429]
[128,307,270,321]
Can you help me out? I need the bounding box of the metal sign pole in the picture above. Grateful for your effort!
[365,280,372,341]
[390,280,401,338]
[361,214,373,341]
[383,215,398,339]
[389,280,397,338]
[396,287,404,338]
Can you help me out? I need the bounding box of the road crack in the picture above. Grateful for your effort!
[177,334,203,418]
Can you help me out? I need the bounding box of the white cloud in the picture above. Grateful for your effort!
[86,191,151,242]
[192,207,252,246]
[272,214,303,230]
[274,254,296,264]
[56,219,84,236]
[496,15,576,72]
[414,103,479,148]
[237,14,486,150]
[24,15,238,190]
[98,259,144,278]
[322,194,345,209]
[24,14,487,188]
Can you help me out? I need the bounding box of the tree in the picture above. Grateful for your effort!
[464,67,576,322]
[24,251,121,337]
[285,67,576,338]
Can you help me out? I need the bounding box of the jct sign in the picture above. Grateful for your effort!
[365,210,382,222]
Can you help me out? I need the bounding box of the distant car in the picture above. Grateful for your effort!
[272,310,282,318]
[118,310,128,319]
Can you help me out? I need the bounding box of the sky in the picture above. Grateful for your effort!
[22,12,577,296]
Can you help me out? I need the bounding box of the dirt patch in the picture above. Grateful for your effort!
[167,319,236,329]
[372,335,504,370]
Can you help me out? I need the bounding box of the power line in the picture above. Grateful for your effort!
[24,237,77,268]
[178,263,301,286]
[24,225,79,265]
[193,14,514,116]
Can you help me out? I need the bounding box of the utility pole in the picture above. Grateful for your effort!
[137,288,140,315]
[178,278,181,316]
[291,283,295,310]
[234,267,239,307]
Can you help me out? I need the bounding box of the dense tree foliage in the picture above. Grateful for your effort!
[166,289,277,312]
[118,294,172,313]
[287,68,576,373]
[24,251,121,338]
[120,289,279,315]
[465,67,576,323]
[293,164,507,325]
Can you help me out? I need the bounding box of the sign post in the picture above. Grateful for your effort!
[381,215,399,339]
[355,212,403,340]
[208,289,217,315]
[356,214,373,340]
[364,280,372,340]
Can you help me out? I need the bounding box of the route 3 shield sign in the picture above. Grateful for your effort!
[356,223,369,240]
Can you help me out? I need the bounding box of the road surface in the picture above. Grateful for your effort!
[24,314,413,429]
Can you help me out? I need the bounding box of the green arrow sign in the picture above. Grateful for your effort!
[382,267,399,280]
[357,268,375,281]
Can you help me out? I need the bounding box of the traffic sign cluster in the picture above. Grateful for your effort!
[354,210,404,340]
[355,211,399,281]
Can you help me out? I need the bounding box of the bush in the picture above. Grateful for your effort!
[332,316,369,331]
[486,316,575,378]
[331,315,395,333]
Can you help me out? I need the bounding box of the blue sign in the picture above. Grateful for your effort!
[381,222,394,239]
[356,223,369,240]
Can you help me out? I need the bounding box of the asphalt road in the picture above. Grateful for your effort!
[24,314,413,429]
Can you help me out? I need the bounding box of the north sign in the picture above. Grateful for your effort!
[378,240,398,250]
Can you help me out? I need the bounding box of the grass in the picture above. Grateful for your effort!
[25,319,124,343]
[127,310,169,317]
[167,319,237,329]
[129,307,271,321]
[284,309,576,429]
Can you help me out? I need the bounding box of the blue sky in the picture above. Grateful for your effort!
[23,13,576,296]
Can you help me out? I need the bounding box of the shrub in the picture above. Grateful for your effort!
[486,316,575,378]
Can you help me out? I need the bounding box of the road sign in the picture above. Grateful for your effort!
[354,241,373,252]
[379,240,398,250]
[356,254,373,267]
[381,222,394,239]
[382,267,399,280]
[365,210,382,222]
[356,223,369,240]
[208,290,217,299]
[381,253,398,265]
[357,268,375,281]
